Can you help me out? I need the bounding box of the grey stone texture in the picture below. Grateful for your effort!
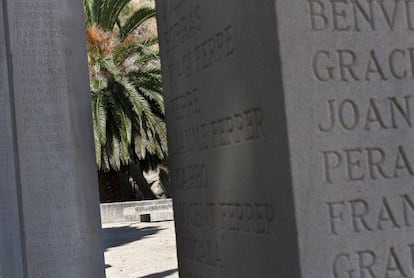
[156,0,414,277]
[0,1,23,277]
[0,0,105,277]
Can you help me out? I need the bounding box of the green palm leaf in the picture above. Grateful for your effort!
[92,91,107,144]
[84,0,95,25]
[97,0,130,30]
[85,0,167,172]
[120,7,156,40]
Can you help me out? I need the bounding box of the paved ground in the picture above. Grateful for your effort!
[103,221,179,278]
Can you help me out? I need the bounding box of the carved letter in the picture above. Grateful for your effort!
[365,50,387,81]
[319,99,336,132]
[322,151,342,183]
[350,199,373,232]
[389,96,412,128]
[366,147,390,180]
[385,248,407,277]
[254,108,267,138]
[389,49,408,80]
[393,145,414,178]
[400,194,414,227]
[376,197,400,230]
[364,98,388,130]
[352,0,375,31]
[332,0,351,31]
[337,50,360,81]
[357,250,376,278]
[405,1,414,30]
[333,253,354,278]
[338,99,359,130]
[309,0,328,31]
[379,0,398,31]
[326,202,346,235]
[313,51,335,81]
[344,148,364,181]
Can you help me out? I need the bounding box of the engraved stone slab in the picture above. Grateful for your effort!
[0,0,105,277]
[100,199,174,224]
[156,0,414,277]
[0,1,23,277]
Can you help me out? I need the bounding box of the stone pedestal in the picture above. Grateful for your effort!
[0,0,105,277]
[156,1,414,277]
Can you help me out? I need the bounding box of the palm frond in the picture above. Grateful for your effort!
[92,0,103,25]
[120,7,156,40]
[108,135,121,170]
[85,0,166,172]
[101,147,111,171]
[140,36,158,48]
[93,127,102,169]
[84,0,95,26]
[92,92,107,144]
[98,0,131,31]
[138,87,164,114]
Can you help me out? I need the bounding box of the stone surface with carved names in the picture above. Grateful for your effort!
[0,0,105,277]
[0,1,24,277]
[156,0,414,277]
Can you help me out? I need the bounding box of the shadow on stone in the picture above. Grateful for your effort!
[102,225,163,250]
[140,269,178,278]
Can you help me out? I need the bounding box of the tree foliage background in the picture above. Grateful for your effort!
[84,0,167,173]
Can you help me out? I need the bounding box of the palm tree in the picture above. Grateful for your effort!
[84,0,167,171]
[84,0,157,40]
[84,0,168,200]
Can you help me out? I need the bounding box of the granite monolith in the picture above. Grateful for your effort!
[156,1,414,277]
[0,0,105,277]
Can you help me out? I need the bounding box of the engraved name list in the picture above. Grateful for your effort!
[306,1,414,277]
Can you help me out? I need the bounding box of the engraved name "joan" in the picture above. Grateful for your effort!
[319,95,411,132]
